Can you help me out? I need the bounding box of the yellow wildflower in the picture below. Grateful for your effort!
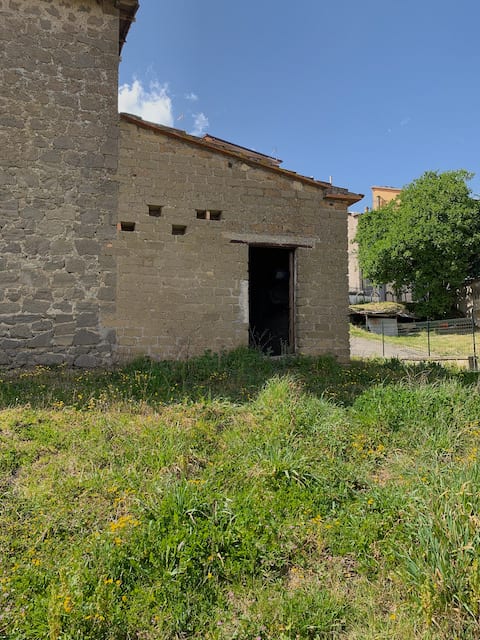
[63,596,73,613]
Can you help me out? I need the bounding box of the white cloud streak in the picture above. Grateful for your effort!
[118,80,174,127]
[119,80,210,137]
[191,112,209,136]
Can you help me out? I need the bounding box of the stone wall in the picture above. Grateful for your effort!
[0,0,119,367]
[115,118,351,362]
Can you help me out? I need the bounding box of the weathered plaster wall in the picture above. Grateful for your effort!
[114,120,350,362]
[348,212,362,292]
[0,0,119,367]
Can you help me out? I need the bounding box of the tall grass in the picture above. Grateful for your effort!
[1,350,480,638]
[0,347,468,410]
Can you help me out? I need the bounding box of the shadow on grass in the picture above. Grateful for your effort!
[0,347,477,410]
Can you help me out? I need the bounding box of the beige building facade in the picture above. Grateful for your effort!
[114,115,361,361]
[370,186,402,211]
[1,0,362,367]
[348,186,403,302]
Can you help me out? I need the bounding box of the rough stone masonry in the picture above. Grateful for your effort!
[1,0,362,367]
[0,0,125,367]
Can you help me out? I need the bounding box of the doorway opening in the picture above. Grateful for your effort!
[248,246,295,355]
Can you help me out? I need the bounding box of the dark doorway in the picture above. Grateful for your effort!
[249,246,294,355]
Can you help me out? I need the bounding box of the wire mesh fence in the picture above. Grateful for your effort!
[379,316,478,367]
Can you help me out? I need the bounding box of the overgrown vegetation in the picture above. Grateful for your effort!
[2,349,480,638]
[356,170,480,317]
[349,301,409,316]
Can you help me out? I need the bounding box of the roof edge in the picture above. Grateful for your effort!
[116,0,139,53]
[119,113,363,204]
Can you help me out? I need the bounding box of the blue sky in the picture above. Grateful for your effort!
[119,0,480,209]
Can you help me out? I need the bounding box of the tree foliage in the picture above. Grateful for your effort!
[356,170,480,317]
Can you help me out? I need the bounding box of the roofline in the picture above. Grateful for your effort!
[202,134,282,165]
[119,113,364,204]
[116,0,140,54]
[371,185,401,192]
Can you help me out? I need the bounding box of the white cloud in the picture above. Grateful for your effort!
[118,79,174,127]
[191,112,209,136]
[119,81,211,136]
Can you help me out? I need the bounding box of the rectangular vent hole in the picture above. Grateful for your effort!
[120,221,136,232]
[172,224,187,235]
[148,205,162,217]
[196,209,222,221]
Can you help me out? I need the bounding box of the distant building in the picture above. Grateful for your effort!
[370,186,402,211]
[348,186,411,304]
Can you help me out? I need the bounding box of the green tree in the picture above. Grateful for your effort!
[356,170,480,317]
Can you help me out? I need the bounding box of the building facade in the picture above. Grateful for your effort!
[348,186,407,303]
[0,0,137,367]
[114,115,361,360]
[1,0,362,367]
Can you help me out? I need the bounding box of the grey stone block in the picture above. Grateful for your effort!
[75,239,100,255]
[34,353,66,366]
[74,354,98,368]
[10,324,33,339]
[73,329,99,346]
[77,312,98,327]
[31,320,53,332]
[23,300,51,314]
[27,331,54,348]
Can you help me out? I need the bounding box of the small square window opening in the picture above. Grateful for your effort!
[196,209,222,221]
[172,224,187,235]
[148,205,162,217]
[120,221,135,232]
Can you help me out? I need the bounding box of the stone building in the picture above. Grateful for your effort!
[115,115,362,360]
[0,0,138,367]
[1,0,362,367]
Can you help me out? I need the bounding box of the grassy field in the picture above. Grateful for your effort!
[351,324,478,357]
[2,349,480,639]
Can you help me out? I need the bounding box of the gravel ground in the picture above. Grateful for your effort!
[350,335,437,360]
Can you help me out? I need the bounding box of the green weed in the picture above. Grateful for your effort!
[2,350,480,638]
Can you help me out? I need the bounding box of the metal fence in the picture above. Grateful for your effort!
[397,317,473,337]
[374,316,478,368]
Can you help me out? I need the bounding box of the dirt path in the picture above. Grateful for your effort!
[350,335,436,360]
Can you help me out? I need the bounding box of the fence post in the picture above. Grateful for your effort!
[472,314,477,370]
[427,317,431,357]
[382,320,385,357]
